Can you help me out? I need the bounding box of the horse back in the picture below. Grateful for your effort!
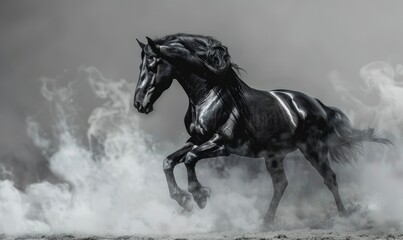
[243,88,330,148]
[271,89,328,119]
[270,89,331,136]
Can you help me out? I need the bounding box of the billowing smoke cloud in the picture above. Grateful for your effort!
[329,61,403,229]
[0,64,402,235]
[0,67,268,234]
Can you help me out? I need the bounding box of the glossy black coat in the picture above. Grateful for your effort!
[134,34,390,226]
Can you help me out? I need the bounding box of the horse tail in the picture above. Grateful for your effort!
[319,102,392,163]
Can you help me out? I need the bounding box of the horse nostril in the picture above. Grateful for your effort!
[134,101,140,109]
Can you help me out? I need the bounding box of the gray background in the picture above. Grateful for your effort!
[1,0,403,187]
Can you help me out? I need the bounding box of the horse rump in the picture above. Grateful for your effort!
[323,105,392,163]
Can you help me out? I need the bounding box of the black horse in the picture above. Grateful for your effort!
[134,33,390,225]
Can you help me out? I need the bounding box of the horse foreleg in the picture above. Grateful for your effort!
[263,153,288,225]
[184,134,229,208]
[163,142,195,211]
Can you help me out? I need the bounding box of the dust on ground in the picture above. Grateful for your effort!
[2,228,403,240]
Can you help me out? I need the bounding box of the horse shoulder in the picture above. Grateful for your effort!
[185,92,229,139]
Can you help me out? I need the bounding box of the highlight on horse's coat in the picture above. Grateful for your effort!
[134,33,391,226]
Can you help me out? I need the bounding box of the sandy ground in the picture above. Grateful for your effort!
[2,229,403,240]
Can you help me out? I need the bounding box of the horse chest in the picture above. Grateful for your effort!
[187,96,225,137]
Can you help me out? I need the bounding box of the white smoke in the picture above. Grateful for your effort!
[329,61,403,230]
[0,64,402,235]
[0,67,267,235]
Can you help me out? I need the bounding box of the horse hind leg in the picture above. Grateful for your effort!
[299,142,347,216]
[263,153,288,225]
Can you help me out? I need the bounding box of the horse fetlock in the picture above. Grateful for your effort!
[188,181,210,194]
[263,213,275,225]
[170,188,190,199]
[187,182,198,193]
[337,204,349,217]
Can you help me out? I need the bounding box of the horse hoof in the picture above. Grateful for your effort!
[180,195,193,212]
[173,191,193,212]
[340,205,360,218]
[262,215,275,228]
[190,186,210,209]
[260,220,276,231]
[339,211,349,218]
[259,224,274,232]
[196,197,207,209]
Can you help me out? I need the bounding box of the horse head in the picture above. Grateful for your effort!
[134,34,235,114]
[134,37,177,114]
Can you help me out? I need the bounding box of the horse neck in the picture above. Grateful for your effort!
[176,73,216,105]
[176,70,251,110]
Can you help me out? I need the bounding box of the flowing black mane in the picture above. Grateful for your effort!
[153,33,252,135]
[154,33,243,72]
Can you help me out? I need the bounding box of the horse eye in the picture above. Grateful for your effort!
[147,58,158,70]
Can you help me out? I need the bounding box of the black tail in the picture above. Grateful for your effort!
[323,105,392,163]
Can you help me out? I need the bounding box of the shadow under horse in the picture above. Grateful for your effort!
[133,33,391,226]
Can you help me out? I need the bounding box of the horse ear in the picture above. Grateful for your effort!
[136,38,146,49]
[146,37,160,53]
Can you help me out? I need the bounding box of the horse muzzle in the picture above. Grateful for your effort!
[134,98,153,114]
[134,100,153,114]
[134,86,156,114]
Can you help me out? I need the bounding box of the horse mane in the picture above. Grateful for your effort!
[154,33,244,74]
[154,33,252,137]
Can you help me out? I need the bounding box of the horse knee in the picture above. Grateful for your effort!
[184,151,197,167]
[163,157,176,172]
